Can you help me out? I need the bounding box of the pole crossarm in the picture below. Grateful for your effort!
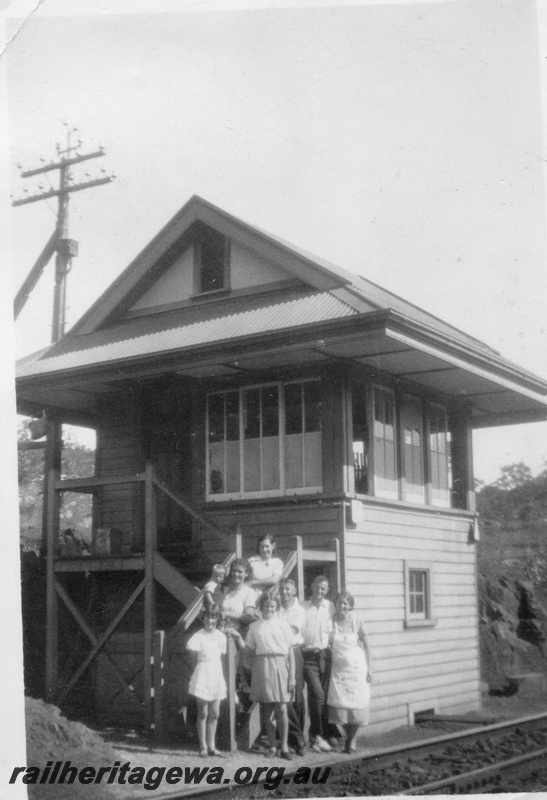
[12,130,113,336]
[13,176,113,207]
[21,149,107,178]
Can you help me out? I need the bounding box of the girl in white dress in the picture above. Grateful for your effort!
[186,606,227,757]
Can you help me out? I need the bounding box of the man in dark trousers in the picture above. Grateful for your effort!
[278,578,307,756]
[301,575,336,752]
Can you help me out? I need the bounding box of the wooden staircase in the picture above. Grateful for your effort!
[46,460,342,751]
[153,552,200,608]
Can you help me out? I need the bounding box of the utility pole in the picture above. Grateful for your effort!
[12,125,114,341]
[13,126,114,564]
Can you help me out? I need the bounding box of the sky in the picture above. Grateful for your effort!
[4,0,547,485]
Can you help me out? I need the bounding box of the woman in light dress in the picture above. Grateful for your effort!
[221,558,258,631]
[247,534,284,595]
[229,593,295,760]
[186,606,227,758]
[327,591,372,754]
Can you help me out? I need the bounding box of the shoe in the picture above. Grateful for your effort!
[313,735,332,752]
[281,750,293,761]
[208,749,225,758]
[199,749,208,758]
[266,746,278,757]
[328,737,339,748]
[344,745,357,755]
[296,742,308,757]
[310,744,321,753]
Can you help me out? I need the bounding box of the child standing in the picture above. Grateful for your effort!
[228,593,295,760]
[186,606,227,758]
[203,564,227,613]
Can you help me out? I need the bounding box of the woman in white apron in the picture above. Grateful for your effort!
[327,591,372,753]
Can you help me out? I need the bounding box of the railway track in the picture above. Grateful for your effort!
[151,711,547,798]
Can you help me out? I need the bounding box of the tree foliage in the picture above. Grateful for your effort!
[477,460,547,526]
[18,420,95,550]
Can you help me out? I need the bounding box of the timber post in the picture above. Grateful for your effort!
[144,460,157,734]
[293,535,305,602]
[44,416,62,701]
[45,464,60,701]
[225,636,238,753]
[234,524,243,559]
[153,630,166,741]
[330,537,341,595]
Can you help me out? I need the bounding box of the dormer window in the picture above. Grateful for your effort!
[194,225,230,294]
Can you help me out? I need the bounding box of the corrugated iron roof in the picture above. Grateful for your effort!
[236,228,495,356]
[67,196,497,359]
[18,288,356,377]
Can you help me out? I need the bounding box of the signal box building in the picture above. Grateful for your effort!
[16,196,547,739]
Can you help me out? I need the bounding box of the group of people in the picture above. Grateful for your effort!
[185,534,372,759]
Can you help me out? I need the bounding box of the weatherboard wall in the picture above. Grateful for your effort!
[95,394,143,539]
[344,501,481,733]
[202,499,343,583]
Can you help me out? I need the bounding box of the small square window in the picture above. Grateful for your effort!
[409,569,428,616]
[404,561,437,628]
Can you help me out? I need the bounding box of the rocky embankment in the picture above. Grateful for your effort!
[478,519,547,696]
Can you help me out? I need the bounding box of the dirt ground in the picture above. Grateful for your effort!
[24,687,547,799]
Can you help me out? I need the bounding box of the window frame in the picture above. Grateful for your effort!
[193,227,231,296]
[205,378,322,501]
[403,561,437,629]
[427,403,451,509]
[372,385,398,501]
[399,394,426,505]
[351,380,465,510]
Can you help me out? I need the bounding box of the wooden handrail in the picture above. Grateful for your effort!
[301,549,337,562]
[167,551,236,640]
[55,472,146,491]
[54,464,233,557]
[152,474,221,538]
[281,551,297,580]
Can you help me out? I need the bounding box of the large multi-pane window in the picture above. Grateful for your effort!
[352,390,369,494]
[400,397,425,504]
[207,380,321,499]
[284,381,322,490]
[353,385,456,507]
[429,405,451,508]
[373,388,397,499]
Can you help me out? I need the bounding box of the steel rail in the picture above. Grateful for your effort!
[121,711,547,800]
[398,745,547,795]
